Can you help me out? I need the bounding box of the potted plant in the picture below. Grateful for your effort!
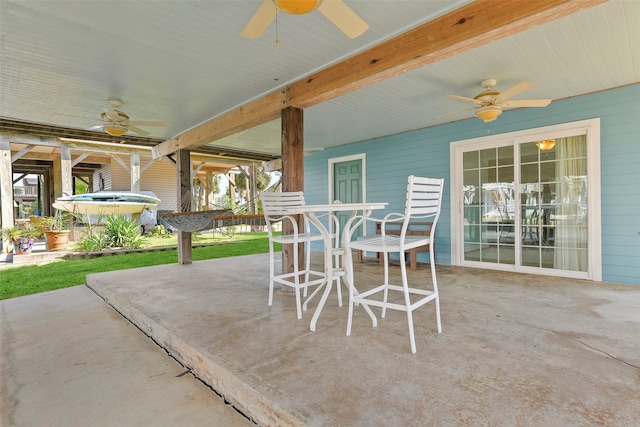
[1,225,40,255]
[41,211,71,252]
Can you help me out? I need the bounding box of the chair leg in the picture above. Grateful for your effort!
[430,248,442,333]
[268,241,275,307]
[407,309,417,354]
[345,248,355,337]
[400,258,417,353]
[381,251,390,318]
[303,241,310,298]
[334,248,342,307]
[293,241,303,320]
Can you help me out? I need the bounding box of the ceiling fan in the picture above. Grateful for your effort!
[241,0,368,40]
[92,100,166,137]
[445,79,552,123]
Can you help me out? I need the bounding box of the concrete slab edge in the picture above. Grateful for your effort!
[85,280,304,427]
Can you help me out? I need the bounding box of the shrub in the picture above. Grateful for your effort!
[103,215,144,249]
[73,215,143,251]
[148,224,171,238]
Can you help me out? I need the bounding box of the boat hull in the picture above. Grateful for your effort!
[53,192,160,215]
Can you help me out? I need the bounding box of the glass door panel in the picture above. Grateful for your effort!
[518,136,588,272]
[463,146,515,265]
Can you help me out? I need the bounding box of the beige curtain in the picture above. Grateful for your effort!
[553,135,588,271]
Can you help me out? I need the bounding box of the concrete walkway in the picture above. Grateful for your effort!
[0,286,252,426]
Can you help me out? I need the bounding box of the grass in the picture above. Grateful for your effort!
[0,232,281,300]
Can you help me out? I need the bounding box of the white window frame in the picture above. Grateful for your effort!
[450,119,601,281]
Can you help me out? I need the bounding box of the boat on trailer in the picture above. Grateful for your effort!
[53,192,160,215]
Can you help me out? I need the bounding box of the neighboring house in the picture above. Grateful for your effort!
[12,177,39,218]
[303,84,640,286]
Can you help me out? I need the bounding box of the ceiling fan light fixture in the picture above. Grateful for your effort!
[536,139,556,151]
[272,0,321,14]
[475,105,502,123]
[103,124,127,136]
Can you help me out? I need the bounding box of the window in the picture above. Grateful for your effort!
[450,119,601,280]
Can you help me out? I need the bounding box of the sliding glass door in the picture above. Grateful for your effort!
[519,136,587,271]
[463,146,516,265]
[453,120,600,280]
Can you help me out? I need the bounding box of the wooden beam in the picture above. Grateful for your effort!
[71,152,90,167]
[11,144,34,162]
[8,150,111,164]
[289,0,607,108]
[152,0,603,156]
[5,135,60,146]
[152,91,283,158]
[281,107,305,275]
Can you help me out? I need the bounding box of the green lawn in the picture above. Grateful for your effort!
[0,232,281,300]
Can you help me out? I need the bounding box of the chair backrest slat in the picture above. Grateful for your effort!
[261,191,306,217]
[403,176,444,235]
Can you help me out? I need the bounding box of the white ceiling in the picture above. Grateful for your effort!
[1,0,639,158]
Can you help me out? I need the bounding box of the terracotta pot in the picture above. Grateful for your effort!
[45,230,71,252]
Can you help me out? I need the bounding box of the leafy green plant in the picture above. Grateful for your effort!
[41,210,69,231]
[148,224,171,238]
[71,232,111,252]
[72,214,142,251]
[2,226,24,241]
[102,215,143,249]
[1,225,41,241]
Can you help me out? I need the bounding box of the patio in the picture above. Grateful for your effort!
[77,252,640,426]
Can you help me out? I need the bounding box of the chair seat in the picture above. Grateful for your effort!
[349,235,429,252]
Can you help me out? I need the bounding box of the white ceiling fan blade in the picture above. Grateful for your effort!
[89,125,104,131]
[317,0,368,39]
[127,120,167,127]
[495,82,533,102]
[241,0,277,38]
[500,99,552,108]
[446,94,483,105]
[127,126,150,136]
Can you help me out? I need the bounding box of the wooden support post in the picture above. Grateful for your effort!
[227,172,236,209]
[1,136,14,253]
[130,152,141,193]
[60,145,72,197]
[130,152,141,226]
[176,149,192,265]
[281,107,304,275]
[205,170,212,210]
[249,164,256,214]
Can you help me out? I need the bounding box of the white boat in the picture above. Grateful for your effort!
[53,192,160,215]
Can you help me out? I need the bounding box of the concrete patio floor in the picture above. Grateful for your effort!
[3,252,640,426]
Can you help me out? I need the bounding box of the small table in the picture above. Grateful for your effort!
[284,202,387,331]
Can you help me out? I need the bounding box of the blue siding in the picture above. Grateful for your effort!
[305,84,640,286]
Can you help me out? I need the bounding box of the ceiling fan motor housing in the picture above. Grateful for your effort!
[474,90,500,104]
[272,0,321,14]
[101,111,129,124]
